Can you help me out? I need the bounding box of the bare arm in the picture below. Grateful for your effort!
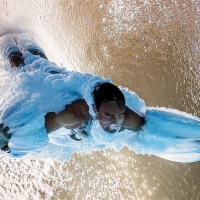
[45,99,90,133]
[121,106,145,131]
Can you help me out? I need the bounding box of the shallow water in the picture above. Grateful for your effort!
[0,0,200,199]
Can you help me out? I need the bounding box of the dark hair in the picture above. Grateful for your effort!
[92,82,125,111]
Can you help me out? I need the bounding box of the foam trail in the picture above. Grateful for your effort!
[0,28,29,37]
[0,47,200,163]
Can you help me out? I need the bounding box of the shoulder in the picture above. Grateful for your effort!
[68,99,88,107]
[63,99,90,121]
[122,106,145,131]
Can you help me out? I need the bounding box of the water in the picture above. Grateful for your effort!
[0,0,200,199]
[0,47,199,162]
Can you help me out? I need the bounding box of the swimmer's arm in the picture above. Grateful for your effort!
[45,99,90,133]
[121,106,145,131]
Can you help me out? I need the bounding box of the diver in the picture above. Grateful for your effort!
[0,36,145,153]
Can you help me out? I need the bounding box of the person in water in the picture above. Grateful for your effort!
[0,37,145,152]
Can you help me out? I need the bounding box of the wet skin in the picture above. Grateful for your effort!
[45,99,145,134]
[97,101,125,133]
[6,49,145,134]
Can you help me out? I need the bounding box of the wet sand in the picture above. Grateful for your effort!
[0,0,200,199]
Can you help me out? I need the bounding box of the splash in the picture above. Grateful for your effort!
[0,49,200,163]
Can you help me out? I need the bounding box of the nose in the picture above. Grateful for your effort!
[110,117,116,124]
[111,117,121,126]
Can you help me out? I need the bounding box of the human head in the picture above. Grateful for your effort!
[93,82,126,133]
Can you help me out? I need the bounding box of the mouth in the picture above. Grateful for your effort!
[105,124,119,133]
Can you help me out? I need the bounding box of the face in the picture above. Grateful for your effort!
[97,101,125,133]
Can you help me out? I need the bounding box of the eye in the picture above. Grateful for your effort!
[106,114,113,117]
[104,114,114,118]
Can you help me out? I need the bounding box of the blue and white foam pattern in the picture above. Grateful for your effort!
[0,52,200,163]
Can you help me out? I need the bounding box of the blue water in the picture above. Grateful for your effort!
[0,47,200,163]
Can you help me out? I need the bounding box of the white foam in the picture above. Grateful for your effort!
[0,49,200,163]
